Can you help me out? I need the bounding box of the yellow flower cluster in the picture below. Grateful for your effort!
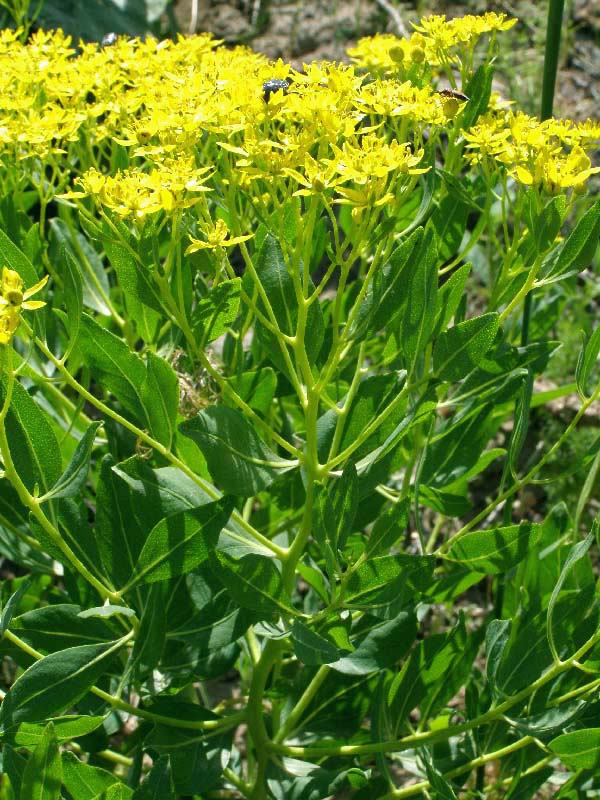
[464,112,600,193]
[0,268,47,345]
[64,159,213,220]
[348,12,516,74]
[0,13,595,230]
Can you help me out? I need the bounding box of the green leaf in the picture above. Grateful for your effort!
[212,551,293,618]
[180,405,295,496]
[322,372,406,463]
[171,735,232,795]
[168,569,251,652]
[20,722,62,800]
[11,603,119,653]
[445,522,542,574]
[547,526,595,663]
[422,751,458,800]
[226,368,277,416]
[0,639,125,730]
[485,618,510,696]
[140,352,179,448]
[95,456,151,590]
[123,498,233,591]
[429,192,470,263]
[0,377,62,493]
[355,389,437,481]
[365,496,410,557]
[507,374,533,478]
[344,554,434,608]
[398,226,438,371]
[313,463,358,574]
[351,227,424,336]
[291,620,343,666]
[0,227,39,286]
[101,784,134,800]
[2,747,27,798]
[387,619,471,736]
[462,64,493,128]
[61,243,84,352]
[102,219,163,339]
[506,699,586,740]
[549,728,600,771]
[75,314,148,422]
[433,262,472,338]
[192,278,241,344]
[421,404,497,489]
[130,583,167,678]
[575,325,600,400]
[543,199,600,281]
[433,313,499,382]
[3,715,106,747]
[0,579,31,635]
[133,756,173,799]
[42,422,102,501]
[50,213,111,315]
[330,610,417,675]
[530,193,566,254]
[62,751,122,799]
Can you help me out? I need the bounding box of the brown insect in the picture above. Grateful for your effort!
[436,88,470,102]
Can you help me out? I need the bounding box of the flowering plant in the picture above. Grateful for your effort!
[0,13,599,799]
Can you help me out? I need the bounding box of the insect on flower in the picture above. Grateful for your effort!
[436,89,470,102]
[101,32,119,48]
[262,79,290,102]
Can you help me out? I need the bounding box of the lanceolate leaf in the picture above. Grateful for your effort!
[445,522,542,574]
[42,421,102,501]
[344,554,434,608]
[543,199,600,281]
[141,352,179,449]
[398,226,438,372]
[20,722,62,800]
[123,498,233,591]
[0,227,39,286]
[62,752,122,800]
[549,728,600,771]
[433,313,499,382]
[575,325,600,400]
[212,551,294,617]
[0,579,31,635]
[0,639,126,730]
[330,610,417,675]
[192,277,242,344]
[180,405,296,496]
[546,526,595,664]
[0,377,62,493]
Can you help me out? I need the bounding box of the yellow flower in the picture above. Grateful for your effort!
[0,268,48,345]
[0,268,48,311]
[0,309,20,345]
[185,219,254,253]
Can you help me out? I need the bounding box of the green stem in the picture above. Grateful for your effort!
[273,665,330,744]
[384,736,538,799]
[541,0,565,122]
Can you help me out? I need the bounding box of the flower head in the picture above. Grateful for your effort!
[0,268,48,345]
[185,219,254,253]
